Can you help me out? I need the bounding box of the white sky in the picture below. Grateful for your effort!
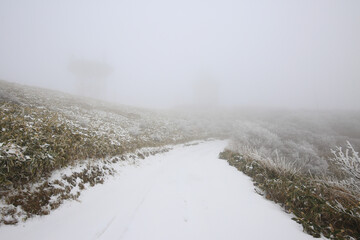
[0,0,359,109]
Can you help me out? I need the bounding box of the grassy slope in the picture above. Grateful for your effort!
[0,80,215,188]
[0,80,221,224]
[2,80,360,238]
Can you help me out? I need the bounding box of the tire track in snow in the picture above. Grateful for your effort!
[100,152,175,240]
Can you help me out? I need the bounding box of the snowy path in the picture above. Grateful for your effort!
[0,140,315,240]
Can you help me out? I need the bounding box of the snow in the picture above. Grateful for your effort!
[0,140,316,240]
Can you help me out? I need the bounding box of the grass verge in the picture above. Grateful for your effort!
[0,146,170,225]
[219,149,360,239]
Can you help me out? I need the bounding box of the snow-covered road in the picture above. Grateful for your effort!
[0,140,314,240]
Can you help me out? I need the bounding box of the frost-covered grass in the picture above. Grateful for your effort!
[220,149,360,239]
[0,80,216,189]
[0,102,127,188]
[229,109,360,176]
[224,117,360,239]
[0,80,218,225]
[2,79,360,235]
[0,145,171,225]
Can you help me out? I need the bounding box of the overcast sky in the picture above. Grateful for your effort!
[0,0,359,109]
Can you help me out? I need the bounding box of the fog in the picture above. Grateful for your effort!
[0,0,359,109]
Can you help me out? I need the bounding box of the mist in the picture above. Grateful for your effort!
[1,0,360,109]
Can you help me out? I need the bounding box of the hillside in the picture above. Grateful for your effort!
[1,80,360,239]
[0,80,223,185]
[0,80,224,224]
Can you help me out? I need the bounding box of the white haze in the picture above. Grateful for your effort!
[0,0,359,109]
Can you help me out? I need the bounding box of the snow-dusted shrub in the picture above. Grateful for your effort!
[330,141,360,192]
[331,141,360,180]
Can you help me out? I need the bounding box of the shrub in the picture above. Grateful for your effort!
[330,141,360,193]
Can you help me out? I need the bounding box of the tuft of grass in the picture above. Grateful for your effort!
[220,149,360,239]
